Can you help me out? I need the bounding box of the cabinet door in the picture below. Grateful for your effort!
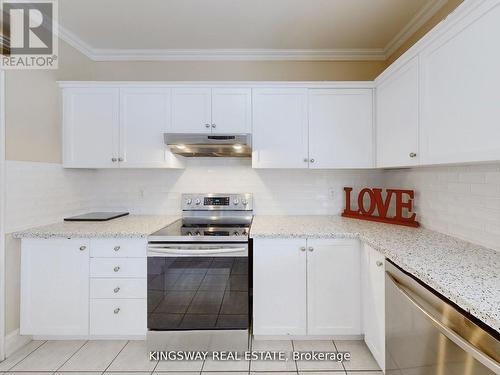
[376,57,419,167]
[362,243,385,371]
[307,239,361,335]
[170,88,212,133]
[309,89,374,168]
[211,88,251,133]
[20,239,90,335]
[252,89,309,168]
[63,88,120,168]
[120,88,184,168]
[420,1,500,164]
[253,238,307,335]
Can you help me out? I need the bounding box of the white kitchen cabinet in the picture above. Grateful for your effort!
[307,239,361,335]
[170,88,212,133]
[63,87,184,169]
[362,243,385,371]
[252,88,309,168]
[419,0,500,165]
[308,89,373,168]
[253,237,361,337]
[120,88,183,168]
[253,238,307,335]
[170,88,251,134]
[376,57,419,167]
[20,239,90,336]
[63,88,120,168]
[211,88,252,133]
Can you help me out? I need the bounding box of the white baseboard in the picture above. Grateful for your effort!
[253,334,364,341]
[5,329,32,357]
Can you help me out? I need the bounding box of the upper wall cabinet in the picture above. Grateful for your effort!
[309,89,373,169]
[63,88,120,168]
[252,88,309,169]
[419,0,500,164]
[169,88,251,134]
[376,57,419,168]
[63,87,184,169]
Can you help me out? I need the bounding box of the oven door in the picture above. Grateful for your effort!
[147,243,250,351]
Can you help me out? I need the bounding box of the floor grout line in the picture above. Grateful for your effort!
[4,340,48,372]
[54,340,89,373]
[102,340,130,373]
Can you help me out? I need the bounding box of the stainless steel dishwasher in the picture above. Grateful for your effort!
[385,261,500,375]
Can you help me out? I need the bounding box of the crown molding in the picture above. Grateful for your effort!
[383,0,448,58]
[57,0,448,62]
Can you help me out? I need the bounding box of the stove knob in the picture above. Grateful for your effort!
[186,231,192,236]
[195,231,201,236]
[241,199,248,205]
[242,230,247,235]
[233,199,239,205]
[233,231,240,236]
[186,198,192,205]
[195,198,201,205]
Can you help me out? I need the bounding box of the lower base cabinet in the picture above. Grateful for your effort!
[253,238,361,337]
[21,238,147,338]
[362,243,385,371]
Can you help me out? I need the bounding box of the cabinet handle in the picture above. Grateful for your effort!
[113,287,120,293]
[205,124,210,128]
[376,261,383,267]
[300,246,306,252]
[114,246,120,252]
[118,157,124,162]
[114,308,121,314]
[308,247,314,252]
[211,124,216,129]
[310,159,315,163]
[111,158,117,162]
[409,152,417,158]
[113,266,120,272]
[79,245,86,251]
[303,158,308,163]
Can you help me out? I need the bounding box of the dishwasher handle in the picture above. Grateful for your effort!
[386,272,500,373]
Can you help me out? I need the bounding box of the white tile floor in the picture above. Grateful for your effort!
[0,339,382,375]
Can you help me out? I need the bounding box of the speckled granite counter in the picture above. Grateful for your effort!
[251,215,500,333]
[12,215,180,239]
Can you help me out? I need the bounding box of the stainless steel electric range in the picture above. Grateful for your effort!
[147,193,253,351]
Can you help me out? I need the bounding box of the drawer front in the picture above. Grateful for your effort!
[90,258,146,278]
[90,238,146,258]
[90,299,146,336]
[90,278,146,299]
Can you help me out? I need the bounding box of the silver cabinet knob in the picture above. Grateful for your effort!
[205,124,210,128]
[113,287,120,293]
[310,159,315,163]
[376,261,384,267]
[111,158,117,162]
[113,266,120,272]
[211,124,216,128]
[300,246,306,252]
[308,247,314,252]
[409,152,417,158]
[114,246,120,252]
[79,246,86,251]
[114,308,120,314]
[303,158,309,163]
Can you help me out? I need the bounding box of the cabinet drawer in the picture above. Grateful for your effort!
[90,278,146,299]
[90,299,146,336]
[90,258,146,278]
[90,238,146,258]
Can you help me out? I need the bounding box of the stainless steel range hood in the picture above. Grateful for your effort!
[164,133,251,157]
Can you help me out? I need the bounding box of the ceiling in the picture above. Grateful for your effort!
[58,0,447,61]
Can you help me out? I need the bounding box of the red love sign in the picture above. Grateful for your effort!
[342,187,419,227]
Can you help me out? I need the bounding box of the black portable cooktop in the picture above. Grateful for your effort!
[64,212,129,222]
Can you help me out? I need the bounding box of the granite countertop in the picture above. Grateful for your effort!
[251,215,500,333]
[12,215,180,239]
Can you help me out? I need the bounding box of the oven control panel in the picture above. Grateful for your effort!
[182,193,253,211]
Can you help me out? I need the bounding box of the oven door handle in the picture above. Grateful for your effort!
[147,246,247,255]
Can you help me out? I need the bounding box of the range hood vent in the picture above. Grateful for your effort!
[165,133,252,157]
